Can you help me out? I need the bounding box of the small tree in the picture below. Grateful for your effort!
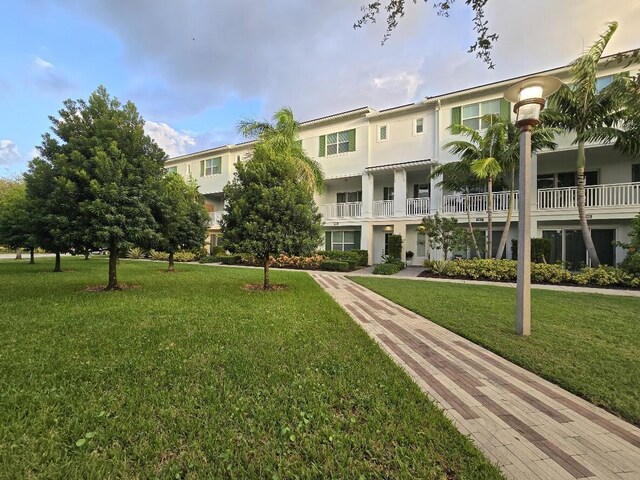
[0,181,37,263]
[155,174,210,272]
[386,234,403,260]
[29,86,167,289]
[221,151,323,289]
[418,213,470,260]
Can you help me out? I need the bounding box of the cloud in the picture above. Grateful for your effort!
[144,120,196,157]
[373,72,423,102]
[30,56,75,94]
[0,140,22,166]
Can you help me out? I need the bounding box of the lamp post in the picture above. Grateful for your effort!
[505,76,561,336]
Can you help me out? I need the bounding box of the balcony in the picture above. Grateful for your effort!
[442,191,518,215]
[538,182,640,210]
[210,211,223,226]
[322,202,363,219]
[406,197,430,216]
[373,200,394,217]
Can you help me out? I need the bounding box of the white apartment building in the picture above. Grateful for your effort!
[165,52,640,267]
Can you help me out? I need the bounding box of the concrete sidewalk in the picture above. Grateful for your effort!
[310,271,640,479]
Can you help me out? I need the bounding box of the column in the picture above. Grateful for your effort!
[360,223,374,266]
[430,172,443,215]
[393,169,407,217]
[361,172,374,218]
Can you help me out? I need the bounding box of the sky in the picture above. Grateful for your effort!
[1,0,639,177]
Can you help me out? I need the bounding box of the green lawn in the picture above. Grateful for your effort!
[351,276,640,426]
[0,258,502,479]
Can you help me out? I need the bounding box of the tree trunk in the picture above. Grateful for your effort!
[486,178,493,259]
[496,168,516,260]
[263,257,270,290]
[53,251,61,272]
[84,250,90,260]
[168,251,175,272]
[576,141,600,266]
[15,248,21,260]
[29,247,35,264]
[465,191,481,258]
[105,247,119,290]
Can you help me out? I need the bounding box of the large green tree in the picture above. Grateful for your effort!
[545,22,638,266]
[0,181,37,263]
[355,0,498,68]
[28,86,167,289]
[237,107,325,193]
[154,173,210,272]
[221,150,323,290]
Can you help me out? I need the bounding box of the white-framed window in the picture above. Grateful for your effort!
[378,124,388,142]
[415,117,424,134]
[327,131,350,155]
[462,99,501,129]
[595,75,614,93]
[336,191,362,203]
[165,166,177,174]
[201,157,222,176]
[383,186,394,201]
[331,231,356,251]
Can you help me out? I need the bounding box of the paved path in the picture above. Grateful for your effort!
[310,271,640,479]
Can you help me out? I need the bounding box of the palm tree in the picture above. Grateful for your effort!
[494,121,557,259]
[237,107,325,193]
[544,22,635,266]
[443,121,503,258]
[429,159,483,257]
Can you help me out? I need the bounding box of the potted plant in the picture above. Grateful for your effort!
[405,250,414,266]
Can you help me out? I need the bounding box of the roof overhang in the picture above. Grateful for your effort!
[365,159,436,173]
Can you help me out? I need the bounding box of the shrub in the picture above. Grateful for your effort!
[572,265,636,287]
[198,255,218,264]
[317,250,359,269]
[189,247,208,260]
[619,253,640,276]
[530,263,572,284]
[430,260,449,277]
[127,247,144,259]
[387,234,403,260]
[373,262,404,275]
[219,254,242,265]
[270,253,326,270]
[174,251,197,262]
[149,249,169,261]
[320,260,350,272]
[210,245,226,256]
[351,249,369,266]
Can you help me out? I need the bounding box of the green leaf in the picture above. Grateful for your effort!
[75,438,86,447]
[289,434,296,442]
[84,432,96,439]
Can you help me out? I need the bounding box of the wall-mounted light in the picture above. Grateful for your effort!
[383,225,393,232]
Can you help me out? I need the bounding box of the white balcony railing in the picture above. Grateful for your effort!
[210,211,224,226]
[538,182,640,210]
[373,200,394,217]
[322,202,363,219]
[442,191,518,215]
[406,197,430,216]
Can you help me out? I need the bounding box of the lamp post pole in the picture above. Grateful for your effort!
[516,125,532,336]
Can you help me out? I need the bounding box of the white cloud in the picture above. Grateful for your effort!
[34,56,54,70]
[144,120,196,157]
[0,140,22,166]
[373,72,423,102]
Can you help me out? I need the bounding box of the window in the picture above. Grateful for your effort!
[379,125,388,141]
[201,157,222,176]
[383,186,394,201]
[415,118,424,134]
[336,191,362,203]
[452,98,509,129]
[165,166,177,174]
[537,171,599,189]
[632,164,640,183]
[595,75,614,92]
[413,184,430,198]
[319,129,356,157]
[325,230,361,252]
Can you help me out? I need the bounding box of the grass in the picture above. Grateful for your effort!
[0,257,502,479]
[351,276,640,426]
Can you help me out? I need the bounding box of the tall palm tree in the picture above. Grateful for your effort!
[544,22,634,266]
[429,159,483,257]
[237,107,325,193]
[470,156,502,258]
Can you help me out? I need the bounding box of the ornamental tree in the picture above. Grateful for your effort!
[417,213,470,260]
[0,180,37,263]
[154,174,210,272]
[28,86,167,289]
[221,150,323,290]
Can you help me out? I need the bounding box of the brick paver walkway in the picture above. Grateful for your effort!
[310,271,640,479]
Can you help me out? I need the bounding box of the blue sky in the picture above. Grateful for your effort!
[1,0,639,177]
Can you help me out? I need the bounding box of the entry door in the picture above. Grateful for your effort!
[591,229,615,266]
[384,233,392,256]
[565,230,586,270]
[417,232,426,258]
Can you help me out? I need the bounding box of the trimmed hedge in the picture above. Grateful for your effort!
[422,258,640,288]
[373,262,404,275]
[317,250,368,269]
[319,260,350,272]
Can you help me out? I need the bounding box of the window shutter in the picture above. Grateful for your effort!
[319,135,325,157]
[200,160,205,176]
[451,107,461,126]
[347,129,356,152]
[353,230,361,250]
[500,98,511,120]
[325,232,331,250]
